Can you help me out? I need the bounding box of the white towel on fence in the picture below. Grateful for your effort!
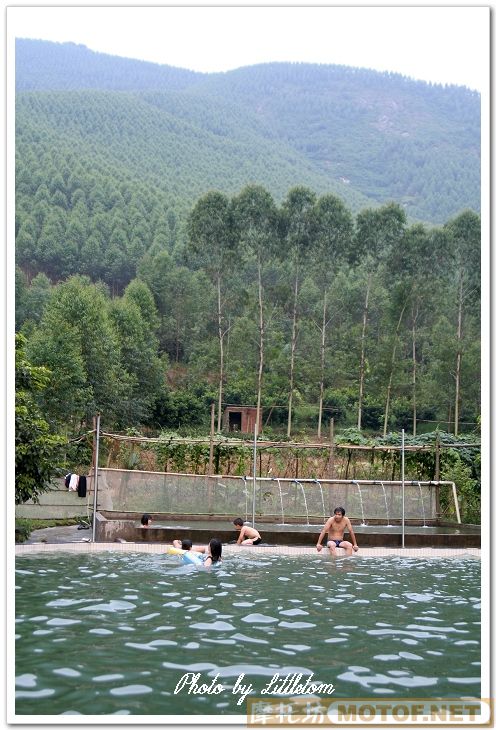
[68,473,79,491]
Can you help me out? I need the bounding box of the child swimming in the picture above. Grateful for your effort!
[170,538,222,567]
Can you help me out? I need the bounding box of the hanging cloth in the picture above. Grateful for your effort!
[68,473,79,491]
[77,475,87,498]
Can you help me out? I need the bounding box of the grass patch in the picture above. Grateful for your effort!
[15,517,82,543]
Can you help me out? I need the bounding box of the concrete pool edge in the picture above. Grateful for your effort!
[15,542,481,558]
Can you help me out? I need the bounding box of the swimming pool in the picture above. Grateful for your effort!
[15,552,481,716]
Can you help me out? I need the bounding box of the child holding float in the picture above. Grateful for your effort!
[168,538,222,566]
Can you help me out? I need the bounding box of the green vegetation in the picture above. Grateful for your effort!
[14,517,82,543]
[14,40,481,523]
[16,195,480,442]
[15,334,66,505]
[16,39,480,226]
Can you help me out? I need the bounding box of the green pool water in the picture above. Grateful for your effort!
[15,552,481,716]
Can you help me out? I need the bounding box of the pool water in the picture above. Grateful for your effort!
[15,553,480,716]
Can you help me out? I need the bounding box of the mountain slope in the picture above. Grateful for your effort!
[15,38,480,223]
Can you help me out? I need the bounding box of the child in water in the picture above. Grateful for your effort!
[172,537,222,566]
[233,518,262,545]
[203,538,222,567]
[172,538,203,552]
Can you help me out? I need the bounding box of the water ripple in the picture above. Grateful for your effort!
[15,552,480,715]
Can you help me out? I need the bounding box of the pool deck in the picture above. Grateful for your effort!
[14,524,480,558]
[16,541,480,558]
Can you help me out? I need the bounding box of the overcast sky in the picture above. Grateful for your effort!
[8,5,489,92]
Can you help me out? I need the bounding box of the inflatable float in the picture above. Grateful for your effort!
[166,545,204,565]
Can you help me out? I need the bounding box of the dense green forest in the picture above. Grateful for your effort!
[16,39,480,224]
[15,39,481,447]
[16,187,481,440]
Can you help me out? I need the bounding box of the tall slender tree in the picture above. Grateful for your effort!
[312,194,353,438]
[280,187,317,438]
[352,203,406,429]
[232,185,279,432]
[444,211,481,435]
[187,192,239,430]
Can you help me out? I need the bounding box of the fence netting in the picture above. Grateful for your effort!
[92,469,445,522]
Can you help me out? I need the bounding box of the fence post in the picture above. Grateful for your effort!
[328,418,335,513]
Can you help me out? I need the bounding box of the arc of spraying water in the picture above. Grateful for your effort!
[379,481,391,526]
[272,478,285,524]
[293,479,310,525]
[417,480,428,527]
[242,476,248,522]
[351,479,367,526]
[313,479,326,520]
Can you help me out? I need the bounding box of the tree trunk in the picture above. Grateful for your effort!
[383,300,407,436]
[454,276,464,437]
[357,274,371,430]
[287,267,299,438]
[256,254,264,434]
[216,275,224,432]
[317,289,327,440]
[175,320,180,364]
[411,302,419,437]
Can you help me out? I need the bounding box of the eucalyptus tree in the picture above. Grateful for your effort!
[139,249,212,364]
[385,224,450,434]
[19,272,53,332]
[232,185,279,431]
[312,194,353,438]
[382,224,421,435]
[279,187,317,438]
[15,267,29,331]
[352,202,407,429]
[186,191,240,430]
[443,210,481,436]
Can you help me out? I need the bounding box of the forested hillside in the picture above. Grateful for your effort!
[16,39,480,224]
[15,39,481,446]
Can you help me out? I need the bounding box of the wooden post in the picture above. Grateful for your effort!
[434,433,440,481]
[328,418,335,514]
[91,415,97,479]
[329,418,335,478]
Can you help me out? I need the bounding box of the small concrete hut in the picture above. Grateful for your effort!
[222,405,261,433]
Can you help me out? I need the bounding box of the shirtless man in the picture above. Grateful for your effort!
[316,507,359,556]
[233,518,262,545]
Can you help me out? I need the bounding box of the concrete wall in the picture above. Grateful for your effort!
[94,512,481,548]
[15,478,90,519]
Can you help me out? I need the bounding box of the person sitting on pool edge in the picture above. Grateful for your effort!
[316,507,359,556]
[233,518,262,545]
[141,514,152,527]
